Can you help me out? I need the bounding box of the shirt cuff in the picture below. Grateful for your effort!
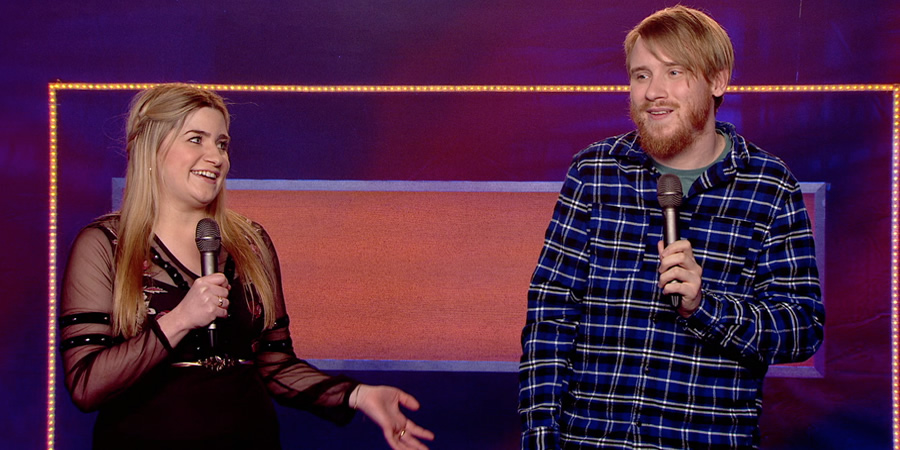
[677,290,720,340]
[147,316,175,354]
[522,426,559,450]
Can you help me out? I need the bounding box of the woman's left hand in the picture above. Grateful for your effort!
[353,384,435,450]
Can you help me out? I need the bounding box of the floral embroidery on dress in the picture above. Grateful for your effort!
[250,300,263,319]
[142,290,157,316]
[142,260,164,315]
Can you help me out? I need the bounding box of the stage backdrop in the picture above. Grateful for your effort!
[2,1,898,449]
[50,83,890,450]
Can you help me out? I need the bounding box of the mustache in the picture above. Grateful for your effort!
[634,100,680,110]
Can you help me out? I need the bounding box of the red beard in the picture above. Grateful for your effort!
[630,97,711,160]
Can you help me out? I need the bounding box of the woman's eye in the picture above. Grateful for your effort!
[188,136,202,144]
[217,141,229,151]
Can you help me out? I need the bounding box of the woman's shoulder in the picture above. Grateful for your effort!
[86,213,120,233]
[67,213,121,260]
[76,213,120,246]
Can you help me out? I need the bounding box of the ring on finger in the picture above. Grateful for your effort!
[398,428,406,439]
[217,297,225,308]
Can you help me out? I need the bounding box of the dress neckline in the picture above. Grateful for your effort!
[150,235,237,290]
[152,235,200,288]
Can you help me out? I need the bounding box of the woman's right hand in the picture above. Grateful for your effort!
[156,273,231,346]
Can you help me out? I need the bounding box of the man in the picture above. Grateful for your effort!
[518,6,824,449]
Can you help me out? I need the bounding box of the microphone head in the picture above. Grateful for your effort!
[657,173,683,209]
[195,218,221,253]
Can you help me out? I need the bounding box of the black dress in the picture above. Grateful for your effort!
[59,215,358,449]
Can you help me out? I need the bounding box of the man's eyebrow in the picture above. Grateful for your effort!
[663,60,688,70]
[629,60,687,74]
[629,65,649,75]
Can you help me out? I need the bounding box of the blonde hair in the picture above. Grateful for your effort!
[114,83,276,338]
[624,5,734,109]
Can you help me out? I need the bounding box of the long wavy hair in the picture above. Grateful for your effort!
[113,83,276,338]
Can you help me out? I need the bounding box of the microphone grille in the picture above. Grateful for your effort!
[657,173,683,208]
[195,218,221,252]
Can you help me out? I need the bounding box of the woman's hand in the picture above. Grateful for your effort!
[156,273,230,346]
[353,384,435,450]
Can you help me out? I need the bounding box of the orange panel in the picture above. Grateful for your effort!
[230,190,554,362]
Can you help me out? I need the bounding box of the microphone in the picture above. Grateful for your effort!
[195,218,221,350]
[657,174,683,308]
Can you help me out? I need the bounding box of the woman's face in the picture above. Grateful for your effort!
[155,107,230,212]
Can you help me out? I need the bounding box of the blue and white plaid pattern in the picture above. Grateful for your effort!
[519,122,825,449]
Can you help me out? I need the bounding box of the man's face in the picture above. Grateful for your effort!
[628,37,718,159]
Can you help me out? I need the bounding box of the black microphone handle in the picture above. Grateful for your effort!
[200,250,219,348]
[662,207,682,308]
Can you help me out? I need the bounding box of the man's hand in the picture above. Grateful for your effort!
[657,239,703,318]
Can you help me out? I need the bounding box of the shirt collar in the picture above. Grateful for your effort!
[610,121,750,171]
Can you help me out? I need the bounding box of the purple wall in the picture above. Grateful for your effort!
[2,1,898,449]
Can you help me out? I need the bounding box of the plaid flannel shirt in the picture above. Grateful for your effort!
[518,122,825,449]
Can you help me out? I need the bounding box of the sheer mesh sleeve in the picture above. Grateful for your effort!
[59,225,172,412]
[253,226,359,425]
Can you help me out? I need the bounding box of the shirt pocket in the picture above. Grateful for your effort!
[684,213,764,291]
[587,204,649,276]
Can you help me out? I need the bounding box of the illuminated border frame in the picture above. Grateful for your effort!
[46,82,900,449]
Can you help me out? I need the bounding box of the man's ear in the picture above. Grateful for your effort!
[710,69,729,97]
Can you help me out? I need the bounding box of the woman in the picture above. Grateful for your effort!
[59,83,434,449]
